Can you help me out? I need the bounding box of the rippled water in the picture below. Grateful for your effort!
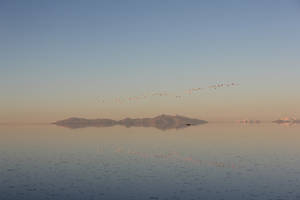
[1,123,300,200]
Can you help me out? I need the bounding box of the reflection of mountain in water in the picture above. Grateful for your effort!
[53,114,208,130]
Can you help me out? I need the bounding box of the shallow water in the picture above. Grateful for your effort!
[1,123,300,200]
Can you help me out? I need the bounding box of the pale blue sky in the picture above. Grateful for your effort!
[1,0,300,122]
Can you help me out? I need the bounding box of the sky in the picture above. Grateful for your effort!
[1,0,300,123]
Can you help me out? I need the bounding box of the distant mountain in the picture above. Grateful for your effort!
[272,117,300,124]
[238,119,261,124]
[53,114,208,130]
[54,117,117,129]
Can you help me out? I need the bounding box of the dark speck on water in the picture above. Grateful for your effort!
[149,196,159,200]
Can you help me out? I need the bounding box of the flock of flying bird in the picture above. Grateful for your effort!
[99,82,239,104]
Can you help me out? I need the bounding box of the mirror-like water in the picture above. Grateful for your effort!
[1,124,300,200]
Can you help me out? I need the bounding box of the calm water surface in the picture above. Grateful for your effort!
[1,123,300,200]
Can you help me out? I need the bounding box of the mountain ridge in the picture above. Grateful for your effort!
[53,114,208,130]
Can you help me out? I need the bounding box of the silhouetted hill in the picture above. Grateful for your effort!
[54,117,117,128]
[53,115,207,130]
[272,119,300,124]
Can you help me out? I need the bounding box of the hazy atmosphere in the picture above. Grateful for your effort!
[2,1,300,200]
[1,0,300,123]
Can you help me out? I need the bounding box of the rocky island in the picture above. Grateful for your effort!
[53,114,208,130]
[272,118,300,124]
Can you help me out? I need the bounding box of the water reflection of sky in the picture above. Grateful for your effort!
[1,124,300,200]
